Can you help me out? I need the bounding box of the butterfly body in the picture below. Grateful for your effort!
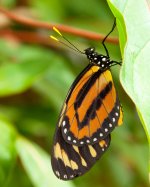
[51,47,123,180]
[84,47,111,69]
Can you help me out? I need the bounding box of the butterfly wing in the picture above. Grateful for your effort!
[51,124,111,180]
[60,64,123,146]
[51,64,122,180]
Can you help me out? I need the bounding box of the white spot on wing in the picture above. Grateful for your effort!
[67,136,71,141]
[73,140,77,143]
[109,123,112,128]
[64,128,67,134]
[93,138,97,142]
[105,128,108,132]
[99,133,103,137]
[62,120,66,127]
[112,118,115,122]
[56,171,60,177]
[115,112,119,116]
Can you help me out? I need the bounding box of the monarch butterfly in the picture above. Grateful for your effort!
[50,19,123,180]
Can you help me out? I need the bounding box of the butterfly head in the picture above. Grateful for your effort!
[84,47,111,69]
[84,47,96,60]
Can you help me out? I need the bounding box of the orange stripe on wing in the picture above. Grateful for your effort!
[67,67,94,109]
[67,109,79,138]
[78,126,89,139]
[77,79,98,122]
[102,86,116,113]
[96,104,108,126]
[77,69,110,123]
[89,115,101,136]
[103,70,116,101]
[66,66,100,139]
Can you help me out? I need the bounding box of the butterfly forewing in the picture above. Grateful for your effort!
[59,65,123,146]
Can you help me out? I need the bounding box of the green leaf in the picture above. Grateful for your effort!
[16,137,75,187]
[0,115,17,186]
[0,42,54,96]
[108,0,150,140]
[0,115,17,161]
[107,0,150,179]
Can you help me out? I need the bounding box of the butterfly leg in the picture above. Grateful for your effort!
[102,18,116,58]
[112,61,122,66]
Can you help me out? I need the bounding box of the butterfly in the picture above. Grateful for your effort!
[50,19,123,180]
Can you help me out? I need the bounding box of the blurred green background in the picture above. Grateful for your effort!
[0,0,148,187]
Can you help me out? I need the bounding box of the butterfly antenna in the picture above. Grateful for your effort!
[50,27,84,54]
[50,35,81,53]
[102,18,116,57]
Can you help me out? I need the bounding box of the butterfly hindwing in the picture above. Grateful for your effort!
[59,65,123,146]
[51,124,111,180]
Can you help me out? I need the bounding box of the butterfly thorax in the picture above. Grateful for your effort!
[84,47,113,70]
